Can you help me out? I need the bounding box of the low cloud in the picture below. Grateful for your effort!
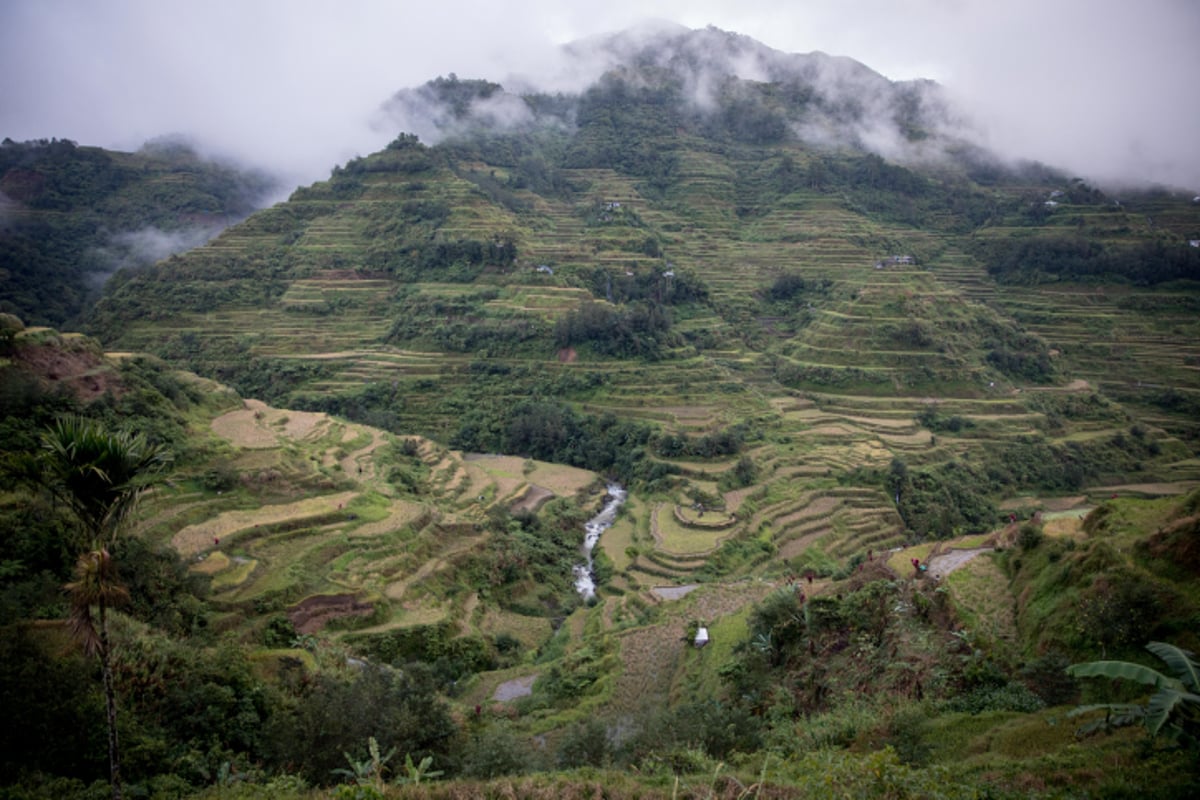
[1,1,1196,191]
[86,225,224,288]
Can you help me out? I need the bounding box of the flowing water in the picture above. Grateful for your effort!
[573,483,626,601]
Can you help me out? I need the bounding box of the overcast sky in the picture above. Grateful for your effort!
[2,0,1198,192]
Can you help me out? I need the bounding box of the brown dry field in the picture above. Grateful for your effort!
[1096,481,1198,496]
[288,593,375,634]
[466,454,597,500]
[1043,514,1086,538]
[837,414,916,429]
[878,429,934,446]
[797,424,862,437]
[722,486,755,513]
[344,499,428,536]
[525,461,597,496]
[463,454,525,497]
[171,490,358,556]
[211,398,331,450]
[211,405,280,449]
[610,580,776,714]
[775,495,840,527]
[476,608,554,649]
[945,554,1018,646]
[777,530,831,559]
[339,427,387,479]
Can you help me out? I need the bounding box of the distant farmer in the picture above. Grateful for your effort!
[213,536,220,547]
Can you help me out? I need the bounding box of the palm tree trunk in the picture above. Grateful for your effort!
[99,599,122,800]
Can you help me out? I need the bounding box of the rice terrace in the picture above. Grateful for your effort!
[3,21,1200,800]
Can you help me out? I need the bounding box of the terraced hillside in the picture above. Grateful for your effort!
[90,50,1200,593]
[134,396,597,639]
[8,27,1200,798]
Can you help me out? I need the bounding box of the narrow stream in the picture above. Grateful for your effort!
[573,483,627,601]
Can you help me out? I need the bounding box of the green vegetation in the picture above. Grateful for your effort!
[4,25,1200,799]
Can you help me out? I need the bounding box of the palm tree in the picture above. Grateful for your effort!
[38,416,169,800]
[1066,641,1200,746]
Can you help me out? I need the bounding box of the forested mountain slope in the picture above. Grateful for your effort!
[0,137,277,328]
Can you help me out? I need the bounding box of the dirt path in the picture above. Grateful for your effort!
[926,547,993,580]
[651,584,699,601]
[511,485,553,514]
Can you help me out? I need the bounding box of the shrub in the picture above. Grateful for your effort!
[942,682,1046,714]
[1017,522,1044,550]
[460,722,535,778]
[556,718,611,768]
[1019,652,1079,706]
[886,706,933,766]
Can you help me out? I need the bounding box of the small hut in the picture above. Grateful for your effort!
[693,626,710,648]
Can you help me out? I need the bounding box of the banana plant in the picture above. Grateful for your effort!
[333,736,394,793]
[397,753,443,785]
[1066,641,1200,745]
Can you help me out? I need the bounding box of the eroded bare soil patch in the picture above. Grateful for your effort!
[288,593,374,634]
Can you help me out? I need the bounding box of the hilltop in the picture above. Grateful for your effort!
[4,23,1200,799]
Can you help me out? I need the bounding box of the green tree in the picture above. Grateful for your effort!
[0,312,24,350]
[267,664,457,785]
[36,416,169,800]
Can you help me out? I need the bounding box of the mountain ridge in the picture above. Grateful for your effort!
[379,24,971,173]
